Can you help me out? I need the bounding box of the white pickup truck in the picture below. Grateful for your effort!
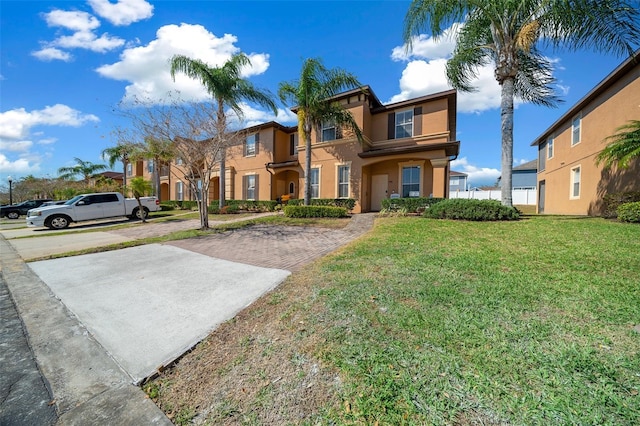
[26,192,161,229]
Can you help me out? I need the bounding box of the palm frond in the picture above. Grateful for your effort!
[596,120,640,169]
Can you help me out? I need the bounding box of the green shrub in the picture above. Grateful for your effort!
[287,198,356,210]
[423,199,520,221]
[617,201,640,223]
[283,205,348,218]
[381,197,445,213]
[602,191,640,218]
[225,199,277,212]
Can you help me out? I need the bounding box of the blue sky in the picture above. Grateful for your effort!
[0,0,631,187]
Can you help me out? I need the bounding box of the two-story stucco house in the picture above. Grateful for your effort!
[138,86,460,213]
[531,52,640,215]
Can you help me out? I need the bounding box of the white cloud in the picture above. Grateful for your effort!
[229,102,298,128]
[0,105,99,140]
[0,153,40,175]
[451,157,501,185]
[31,47,73,62]
[0,140,33,152]
[97,23,271,103]
[391,26,460,62]
[54,30,125,53]
[88,0,154,26]
[44,10,100,32]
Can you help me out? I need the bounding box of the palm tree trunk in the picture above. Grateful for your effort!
[218,100,226,209]
[122,159,128,196]
[219,154,225,209]
[304,132,312,206]
[500,77,515,207]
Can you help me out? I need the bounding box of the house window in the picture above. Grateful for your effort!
[572,115,581,146]
[570,166,581,199]
[176,181,183,201]
[245,134,257,156]
[402,166,420,197]
[290,134,298,155]
[395,110,413,139]
[126,163,133,176]
[245,175,256,200]
[289,181,295,195]
[321,122,336,142]
[147,159,154,173]
[175,157,183,165]
[310,168,320,198]
[337,165,350,198]
[547,137,554,159]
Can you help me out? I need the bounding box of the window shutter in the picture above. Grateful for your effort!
[242,175,247,199]
[413,107,422,136]
[387,113,395,140]
[255,132,260,155]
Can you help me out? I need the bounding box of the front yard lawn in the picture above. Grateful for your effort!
[149,215,640,425]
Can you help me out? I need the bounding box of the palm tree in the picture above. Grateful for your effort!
[139,136,175,201]
[170,53,277,208]
[278,58,364,205]
[129,176,153,223]
[596,120,640,170]
[404,0,640,206]
[58,157,107,182]
[102,142,143,195]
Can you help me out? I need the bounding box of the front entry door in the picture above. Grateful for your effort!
[371,174,388,212]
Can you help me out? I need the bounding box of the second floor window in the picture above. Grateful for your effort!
[321,122,336,142]
[572,115,581,146]
[396,110,413,139]
[147,159,154,173]
[547,138,554,158]
[126,163,133,176]
[245,134,258,156]
[290,133,298,155]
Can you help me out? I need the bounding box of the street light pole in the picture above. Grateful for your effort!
[7,176,13,205]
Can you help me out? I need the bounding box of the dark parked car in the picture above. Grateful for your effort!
[1,199,53,219]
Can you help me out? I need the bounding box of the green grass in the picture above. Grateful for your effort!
[308,216,640,424]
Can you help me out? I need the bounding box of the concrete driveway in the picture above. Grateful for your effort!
[29,244,290,382]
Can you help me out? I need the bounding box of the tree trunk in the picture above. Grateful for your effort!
[200,172,209,229]
[122,159,128,196]
[219,154,225,209]
[154,158,161,202]
[304,131,312,206]
[500,77,515,207]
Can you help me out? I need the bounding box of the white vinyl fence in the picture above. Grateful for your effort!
[449,189,537,205]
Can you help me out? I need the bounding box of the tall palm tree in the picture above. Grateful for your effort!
[57,157,107,182]
[596,120,640,170]
[170,53,277,208]
[404,0,640,206]
[102,142,143,195]
[278,58,364,205]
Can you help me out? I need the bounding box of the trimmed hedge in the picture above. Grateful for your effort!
[224,199,277,212]
[381,197,445,213]
[287,198,356,210]
[617,201,640,223]
[283,205,349,218]
[603,191,640,218]
[163,200,199,210]
[423,199,520,221]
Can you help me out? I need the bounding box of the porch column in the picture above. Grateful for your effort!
[430,158,449,198]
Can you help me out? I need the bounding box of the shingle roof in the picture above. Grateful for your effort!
[513,160,537,171]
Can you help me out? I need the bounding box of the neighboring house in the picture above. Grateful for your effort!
[92,171,124,186]
[496,160,538,190]
[531,52,640,215]
[449,170,468,192]
[139,86,460,212]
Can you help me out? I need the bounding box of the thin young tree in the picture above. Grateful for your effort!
[404,0,640,206]
[129,176,153,223]
[278,58,364,205]
[596,120,640,170]
[170,53,277,208]
[57,157,107,182]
